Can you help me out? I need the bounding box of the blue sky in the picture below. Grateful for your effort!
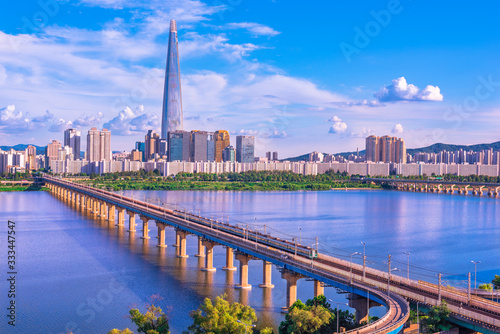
[1,0,500,157]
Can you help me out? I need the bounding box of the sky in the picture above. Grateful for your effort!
[1,0,500,158]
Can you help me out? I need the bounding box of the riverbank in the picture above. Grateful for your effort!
[77,179,381,191]
[0,185,49,192]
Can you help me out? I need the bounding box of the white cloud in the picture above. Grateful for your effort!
[392,123,404,133]
[328,116,347,134]
[103,105,160,135]
[261,128,287,138]
[0,65,6,85]
[0,105,56,134]
[347,128,375,138]
[49,119,73,133]
[224,22,280,37]
[235,129,259,136]
[180,32,261,61]
[375,77,443,102]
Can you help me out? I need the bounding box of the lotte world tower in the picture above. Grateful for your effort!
[161,19,183,139]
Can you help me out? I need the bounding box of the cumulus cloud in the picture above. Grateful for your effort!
[375,77,443,102]
[328,116,347,134]
[347,128,375,138]
[103,105,160,135]
[392,123,404,134]
[235,129,259,136]
[73,112,103,127]
[0,105,56,133]
[261,128,287,138]
[224,22,280,37]
[49,119,73,133]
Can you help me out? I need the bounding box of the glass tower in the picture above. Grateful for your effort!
[161,19,183,139]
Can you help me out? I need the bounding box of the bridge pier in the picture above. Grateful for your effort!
[313,280,324,297]
[140,216,150,239]
[172,232,180,247]
[126,210,135,231]
[281,271,306,312]
[222,247,236,271]
[175,230,189,258]
[108,205,116,222]
[201,240,216,271]
[348,293,381,325]
[116,208,124,226]
[92,198,99,214]
[195,236,205,257]
[258,261,274,288]
[80,194,86,209]
[99,200,107,218]
[156,223,166,248]
[235,253,254,289]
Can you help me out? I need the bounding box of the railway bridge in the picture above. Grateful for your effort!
[40,175,500,333]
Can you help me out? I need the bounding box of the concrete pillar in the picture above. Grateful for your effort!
[85,196,91,211]
[126,210,135,230]
[201,240,216,271]
[281,271,305,312]
[100,201,107,218]
[116,208,125,226]
[235,253,253,289]
[176,230,189,258]
[259,261,274,288]
[80,194,85,209]
[348,293,381,325]
[195,236,205,257]
[172,233,180,247]
[156,222,166,248]
[140,216,150,239]
[92,199,99,214]
[107,205,116,222]
[314,280,324,297]
[222,247,237,271]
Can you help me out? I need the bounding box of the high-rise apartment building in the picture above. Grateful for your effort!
[236,135,254,163]
[46,140,61,165]
[214,130,230,163]
[365,135,406,163]
[272,151,278,161]
[87,128,111,162]
[161,20,183,139]
[64,128,81,160]
[266,151,272,161]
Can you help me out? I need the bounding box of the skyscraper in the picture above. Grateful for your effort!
[145,130,160,161]
[87,128,111,162]
[161,19,183,139]
[214,130,230,163]
[222,145,236,162]
[167,130,191,162]
[64,128,81,160]
[236,135,254,163]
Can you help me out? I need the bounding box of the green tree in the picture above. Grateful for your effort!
[278,296,356,334]
[108,329,134,334]
[422,301,452,333]
[492,275,500,289]
[188,294,258,334]
[128,296,170,334]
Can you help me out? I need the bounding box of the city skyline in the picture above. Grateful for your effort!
[1,1,500,157]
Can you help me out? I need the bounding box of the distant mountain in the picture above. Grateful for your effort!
[283,141,500,162]
[0,144,46,155]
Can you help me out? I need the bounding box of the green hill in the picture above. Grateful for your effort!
[0,144,46,155]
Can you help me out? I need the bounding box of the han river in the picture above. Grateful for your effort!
[0,189,499,333]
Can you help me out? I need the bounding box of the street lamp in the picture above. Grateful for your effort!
[388,267,399,297]
[298,227,302,244]
[350,252,360,284]
[404,251,410,280]
[361,242,366,279]
[471,260,481,290]
[328,299,349,334]
[236,320,255,334]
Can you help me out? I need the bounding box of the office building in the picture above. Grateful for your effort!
[64,128,81,160]
[214,130,230,163]
[266,151,272,161]
[223,145,236,162]
[161,19,183,139]
[46,140,61,165]
[87,128,111,162]
[145,130,160,161]
[167,130,191,162]
[273,151,278,161]
[130,149,142,161]
[236,135,254,163]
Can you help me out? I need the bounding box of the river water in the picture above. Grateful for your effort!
[0,189,499,333]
